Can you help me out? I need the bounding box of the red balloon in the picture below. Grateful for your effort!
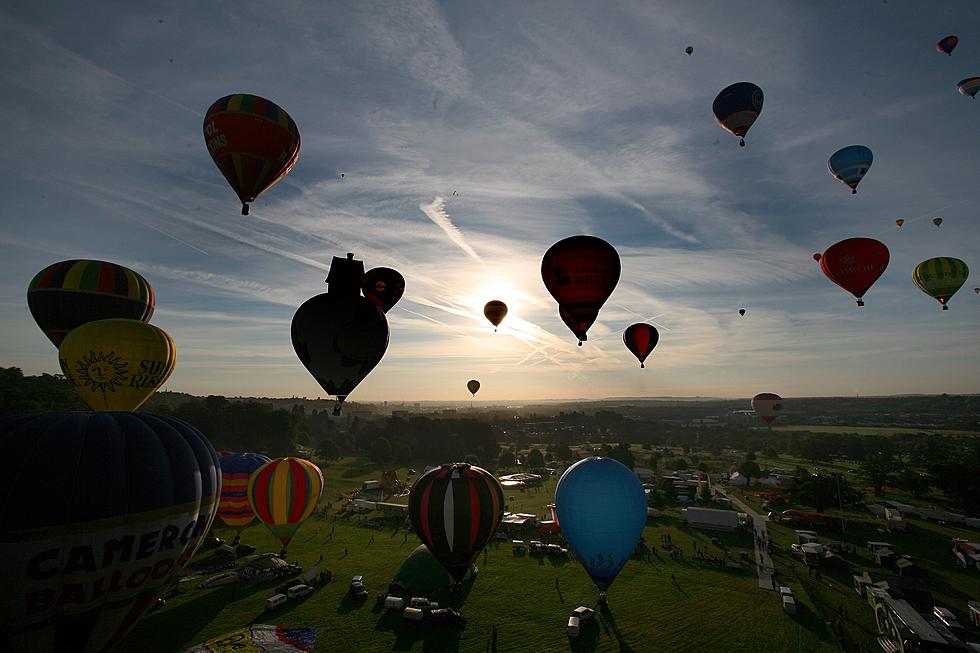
[362,267,405,313]
[812,253,822,262]
[819,238,889,306]
[542,236,621,344]
[623,323,659,368]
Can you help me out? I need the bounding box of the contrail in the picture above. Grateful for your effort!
[419,196,481,260]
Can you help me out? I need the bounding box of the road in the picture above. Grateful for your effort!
[713,485,776,591]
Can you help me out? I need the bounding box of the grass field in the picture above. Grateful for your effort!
[118,458,846,653]
[770,424,980,437]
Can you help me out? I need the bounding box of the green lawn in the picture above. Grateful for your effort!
[118,459,841,653]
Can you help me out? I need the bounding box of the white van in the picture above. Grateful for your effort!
[266,594,287,610]
[384,596,405,610]
[287,584,312,599]
[782,596,796,615]
[567,616,580,637]
[403,607,425,621]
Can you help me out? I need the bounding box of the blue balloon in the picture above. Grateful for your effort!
[555,457,647,591]
[828,145,873,194]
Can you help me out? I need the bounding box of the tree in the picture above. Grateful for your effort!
[498,450,516,469]
[737,460,761,486]
[745,450,757,461]
[861,447,899,496]
[526,448,545,469]
[894,470,930,498]
[554,444,573,461]
[316,439,340,461]
[393,442,413,465]
[668,457,688,471]
[370,436,392,463]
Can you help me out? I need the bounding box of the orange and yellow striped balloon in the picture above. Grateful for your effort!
[246,457,323,554]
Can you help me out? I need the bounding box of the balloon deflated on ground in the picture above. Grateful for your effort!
[752,392,783,425]
[0,412,220,653]
[912,257,969,310]
[466,379,480,396]
[623,323,659,368]
[218,452,272,543]
[408,463,504,585]
[819,238,889,307]
[555,457,647,595]
[59,318,176,412]
[247,457,323,556]
[28,259,155,347]
[292,253,389,416]
[483,300,508,331]
[362,267,405,313]
[204,94,301,215]
[712,82,763,146]
[542,235,621,345]
[828,145,873,194]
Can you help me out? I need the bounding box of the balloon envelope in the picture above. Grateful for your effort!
[466,379,480,396]
[812,253,822,262]
[752,393,783,424]
[247,457,323,553]
[819,238,889,306]
[623,323,659,368]
[738,308,746,316]
[937,35,958,55]
[555,457,646,592]
[28,259,155,347]
[204,94,301,215]
[218,453,272,535]
[912,257,969,310]
[59,318,176,411]
[958,77,980,98]
[408,463,504,583]
[0,412,219,653]
[483,300,508,329]
[932,217,943,227]
[895,220,905,227]
[828,145,873,194]
[542,236,621,344]
[362,267,405,313]
[685,46,694,55]
[712,82,763,146]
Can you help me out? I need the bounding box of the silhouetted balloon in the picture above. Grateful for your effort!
[712,82,763,146]
[555,457,646,593]
[819,238,889,307]
[623,323,659,368]
[467,379,480,396]
[218,453,272,543]
[812,253,822,262]
[895,219,905,227]
[409,463,504,584]
[59,319,176,412]
[28,259,155,347]
[685,46,694,55]
[483,300,508,331]
[361,267,405,313]
[247,457,323,556]
[542,236,621,345]
[936,35,958,56]
[974,287,979,294]
[958,77,980,98]
[912,257,969,311]
[828,145,873,194]
[292,254,389,416]
[932,217,943,227]
[752,392,783,425]
[0,412,219,653]
[738,308,746,316]
[204,94,300,215]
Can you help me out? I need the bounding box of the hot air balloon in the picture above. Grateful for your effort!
[958,77,980,98]
[292,254,389,416]
[712,82,763,146]
[685,46,694,55]
[738,308,746,316]
[623,323,659,368]
[217,452,272,544]
[0,412,219,653]
[812,253,822,262]
[247,457,323,556]
[751,393,783,427]
[483,300,508,331]
[555,457,646,602]
[27,259,155,347]
[542,236,621,345]
[828,145,873,194]
[466,379,480,396]
[361,267,405,313]
[937,35,958,56]
[819,238,890,306]
[974,287,979,294]
[59,318,176,412]
[408,463,504,590]
[895,219,905,227]
[932,217,943,227]
[204,94,301,215]
[912,257,969,310]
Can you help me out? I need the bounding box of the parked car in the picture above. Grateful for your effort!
[287,584,313,599]
[933,606,964,631]
[429,608,466,627]
[265,594,287,610]
[348,577,368,601]
[403,607,425,622]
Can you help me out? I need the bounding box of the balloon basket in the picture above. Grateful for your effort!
[942,305,948,311]
[856,300,864,307]
[241,203,249,215]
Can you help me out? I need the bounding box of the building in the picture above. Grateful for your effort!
[681,507,740,532]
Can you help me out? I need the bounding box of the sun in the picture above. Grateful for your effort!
[75,350,129,394]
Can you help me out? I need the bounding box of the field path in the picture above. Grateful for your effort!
[713,485,775,591]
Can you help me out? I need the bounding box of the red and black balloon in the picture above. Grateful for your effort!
[623,323,659,368]
[361,267,405,313]
[542,235,621,345]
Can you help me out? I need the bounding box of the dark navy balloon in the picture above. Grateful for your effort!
[555,457,647,592]
[828,145,873,194]
[0,412,220,653]
[712,82,763,146]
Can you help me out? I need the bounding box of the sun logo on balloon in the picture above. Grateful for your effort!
[75,350,128,393]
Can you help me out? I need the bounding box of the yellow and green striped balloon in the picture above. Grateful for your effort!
[912,257,969,310]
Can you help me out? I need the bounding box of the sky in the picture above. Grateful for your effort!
[1,1,979,402]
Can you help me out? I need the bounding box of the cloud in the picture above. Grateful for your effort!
[419,196,482,260]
